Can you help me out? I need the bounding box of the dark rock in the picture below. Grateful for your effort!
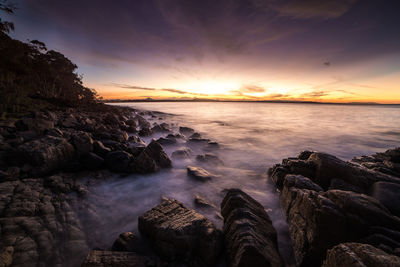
[0,246,13,267]
[189,132,201,139]
[156,137,176,145]
[194,194,216,209]
[151,123,169,132]
[71,131,94,155]
[221,189,283,267]
[82,250,147,267]
[45,128,64,138]
[0,167,20,181]
[105,151,134,173]
[138,198,222,266]
[17,117,54,133]
[283,174,323,192]
[143,140,171,168]
[171,147,192,159]
[268,164,290,190]
[322,243,400,267]
[179,126,194,135]
[297,150,313,160]
[81,152,104,170]
[135,115,150,129]
[196,153,223,165]
[131,151,158,173]
[138,127,152,136]
[93,140,111,157]
[187,166,219,182]
[188,137,211,143]
[112,232,140,252]
[371,181,400,217]
[18,136,75,174]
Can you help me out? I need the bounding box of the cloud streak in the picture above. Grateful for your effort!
[110,83,209,96]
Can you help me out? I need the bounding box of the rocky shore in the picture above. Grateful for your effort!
[0,104,399,267]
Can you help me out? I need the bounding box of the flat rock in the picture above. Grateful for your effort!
[221,189,283,267]
[138,198,222,266]
[187,166,219,181]
[322,243,400,267]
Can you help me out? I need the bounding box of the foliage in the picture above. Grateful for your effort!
[0,0,100,117]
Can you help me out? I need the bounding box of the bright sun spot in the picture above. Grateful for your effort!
[184,81,240,95]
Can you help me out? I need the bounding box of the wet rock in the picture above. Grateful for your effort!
[17,117,54,133]
[135,115,150,129]
[131,151,158,173]
[82,250,147,267]
[371,181,400,217]
[0,167,20,181]
[283,174,323,192]
[194,194,216,209]
[0,246,13,267]
[187,166,219,182]
[138,127,152,137]
[138,198,222,266]
[93,140,111,157]
[112,232,140,252]
[179,126,194,135]
[171,147,192,159]
[221,189,283,267]
[156,137,176,145]
[18,136,75,174]
[143,140,171,168]
[322,243,400,267]
[189,132,201,139]
[45,127,64,138]
[188,137,211,143]
[196,153,223,165]
[151,123,169,133]
[81,152,105,170]
[105,150,134,173]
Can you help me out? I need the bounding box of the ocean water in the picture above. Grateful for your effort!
[84,102,400,264]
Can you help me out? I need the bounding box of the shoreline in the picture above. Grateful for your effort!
[0,104,399,266]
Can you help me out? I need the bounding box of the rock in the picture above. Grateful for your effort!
[45,127,64,138]
[132,151,158,173]
[221,189,283,267]
[194,194,216,209]
[171,147,192,159]
[151,123,169,132]
[189,132,201,139]
[371,181,400,217]
[138,199,222,266]
[156,137,176,145]
[112,232,140,252]
[142,140,171,168]
[93,140,111,157]
[82,250,147,267]
[81,152,104,170]
[322,243,400,267]
[71,131,94,155]
[196,153,223,165]
[283,174,323,192]
[0,167,20,181]
[138,127,152,136]
[17,117,54,133]
[18,136,75,174]
[135,115,150,129]
[179,126,194,135]
[105,151,134,173]
[0,246,13,267]
[188,137,211,143]
[187,166,219,182]
[61,114,78,128]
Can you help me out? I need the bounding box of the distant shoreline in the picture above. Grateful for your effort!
[103,99,400,106]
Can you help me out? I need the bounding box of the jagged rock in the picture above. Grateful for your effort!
[188,137,211,143]
[138,127,152,136]
[221,189,283,267]
[322,243,400,267]
[156,137,176,145]
[194,194,216,209]
[93,140,111,157]
[196,153,223,165]
[17,117,54,133]
[179,126,194,135]
[132,151,158,173]
[135,115,150,129]
[189,132,201,139]
[82,250,147,267]
[0,246,13,267]
[151,123,169,132]
[283,174,323,192]
[138,199,222,266]
[187,166,219,182]
[105,151,134,173]
[112,232,140,252]
[0,167,20,181]
[18,136,75,174]
[172,147,192,159]
[371,181,400,217]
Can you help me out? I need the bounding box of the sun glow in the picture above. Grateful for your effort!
[183,80,240,95]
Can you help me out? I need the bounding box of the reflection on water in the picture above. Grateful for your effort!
[85,102,400,264]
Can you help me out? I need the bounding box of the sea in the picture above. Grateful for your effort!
[85,102,400,264]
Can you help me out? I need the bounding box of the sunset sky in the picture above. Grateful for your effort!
[6,0,400,103]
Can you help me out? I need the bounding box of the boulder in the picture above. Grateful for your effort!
[105,151,134,173]
[0,246,13,267]
[194,194,216,209]
[138,127,152,137]
[81,152,104,170]
[17,117,54,133]
[112,232,140,252]
[283,174,323,192]
[322,243,400,267]
[172,147,192,159]
[131,151,158,174]
[82,250,147,267]
[93,140,111,157]
[179,126,194,135]
[156,137,176,145]
[142,140,171,168]
[138,199,222,266]
[18,136,75,174]
[187,166,219,182]
[221,189,283,267]
[196,153,223,165]
[371,181,400,217]
[71,131,94,155]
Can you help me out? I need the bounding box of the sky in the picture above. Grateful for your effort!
[4,0,400,103]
